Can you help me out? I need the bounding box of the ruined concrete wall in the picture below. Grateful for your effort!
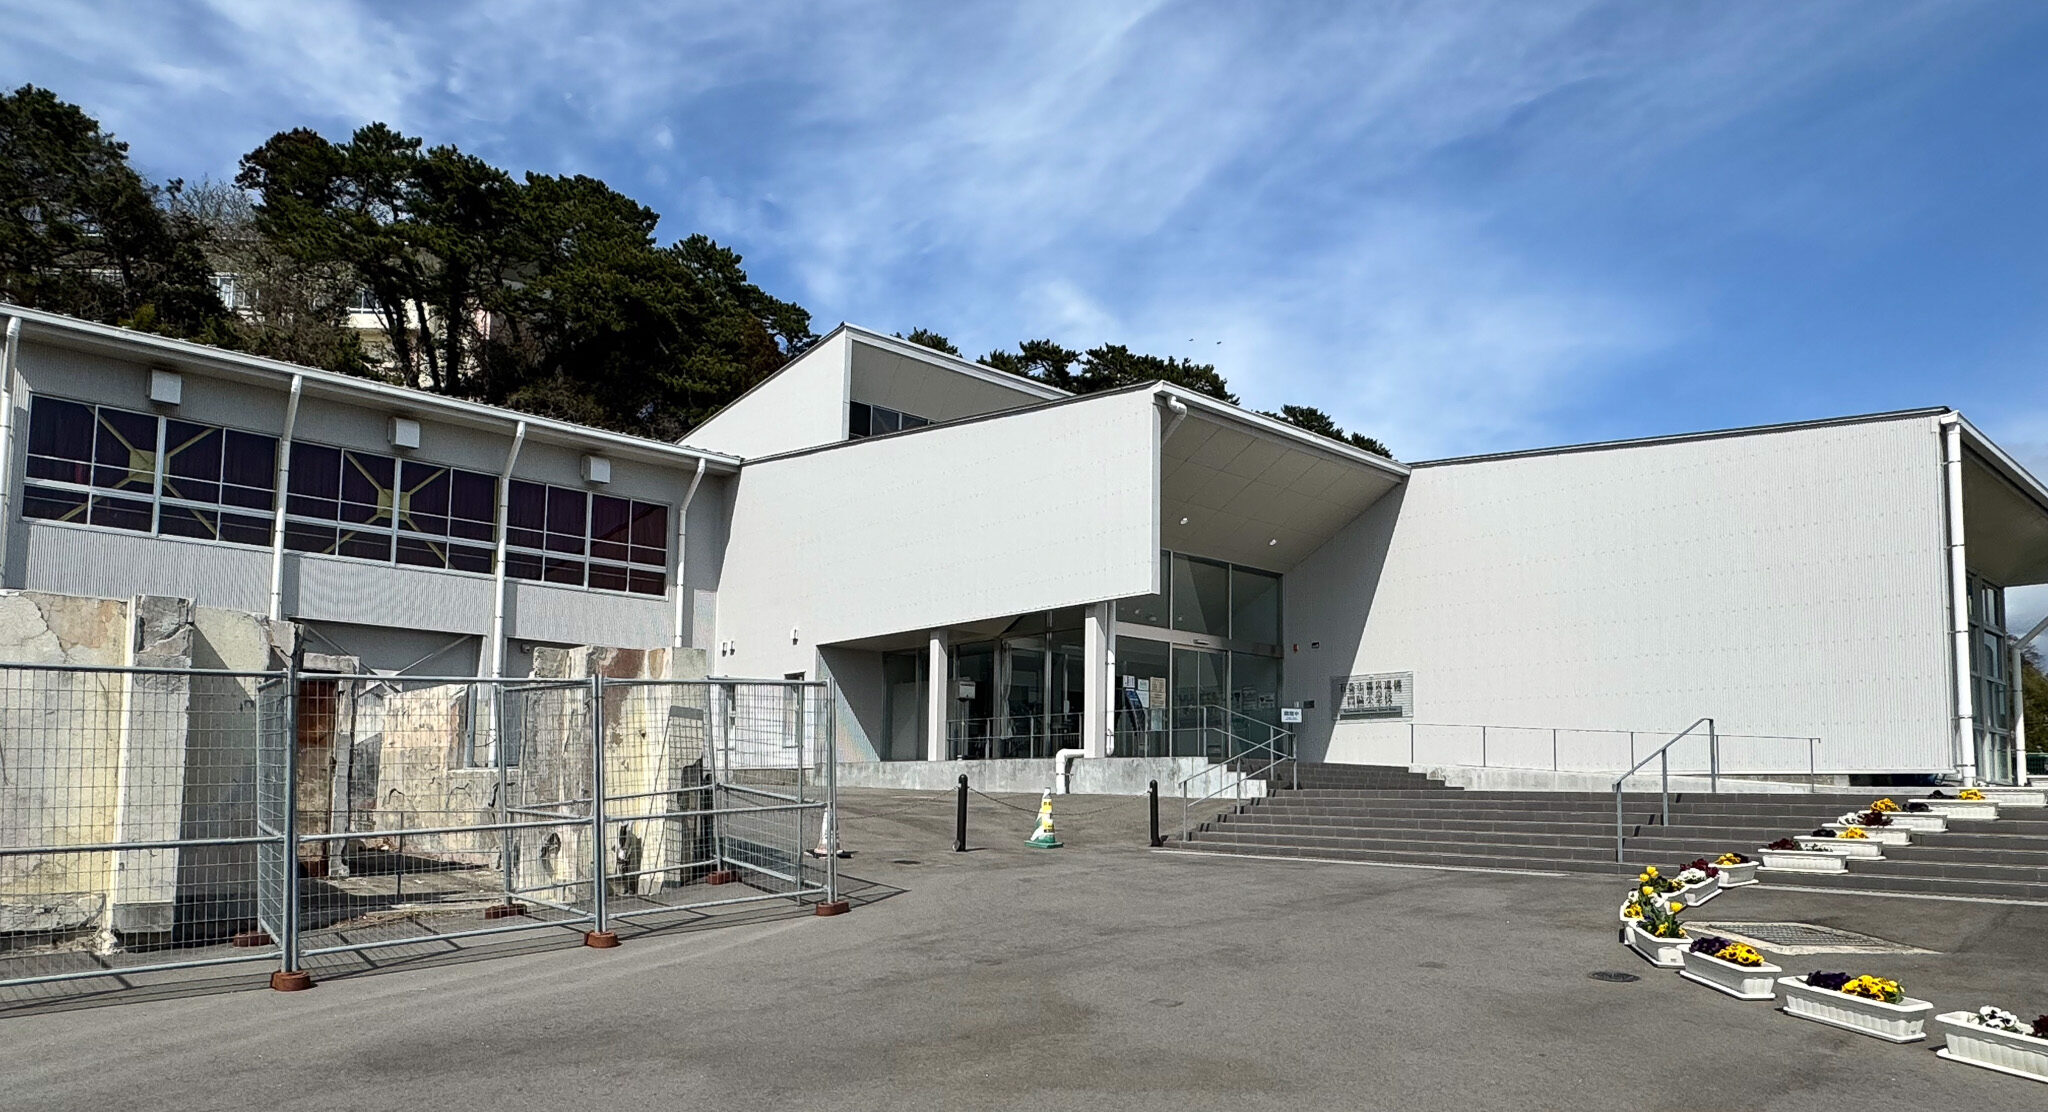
[0,591,290,946]
[507,646,712,899]
[0,592,131,937]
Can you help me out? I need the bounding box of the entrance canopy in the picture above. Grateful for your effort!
[1960,417,2048,587]
[1156,388,1408,572]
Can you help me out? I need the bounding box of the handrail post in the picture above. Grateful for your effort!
[1810,738,1818,793]
[1659,749,1669,825]
[1552,727,1558,772]
[1614,786,1624,863]
[1708,717,1718,793]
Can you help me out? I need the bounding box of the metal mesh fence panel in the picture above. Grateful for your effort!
[0,664,282,988]
[293,675,595,962]
[600,680,831,925]
[2,664,839,996]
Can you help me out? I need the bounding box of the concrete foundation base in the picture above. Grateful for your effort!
[833,757,1265,799]
[1417,765,1828,795]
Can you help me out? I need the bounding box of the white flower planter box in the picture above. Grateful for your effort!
[1795,836,1884,859]
[1978,788,2046,809]
[1716,860,1759,887]
[1881,812,1947,833]
[1624,923,1689,968]
[1823,823,1910,845]
[1679,949,1782,1001]
[1778,976,1932,1043]
[1936,1012,2048,1084]
[1675,876,1719,906]
[1911,798,1997,820]
[1758,848,1849,873]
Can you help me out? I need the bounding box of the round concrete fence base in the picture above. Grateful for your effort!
[269,970,314,992]
[231,929,273,948]
[813,900,851,917]
[583,930,620,948]
[705,870,740,885]
[483,902,528,920]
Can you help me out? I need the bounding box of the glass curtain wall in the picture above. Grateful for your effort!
[1114,552,1284,759]
[1967,572,2016,783]
[945,610,1085,760]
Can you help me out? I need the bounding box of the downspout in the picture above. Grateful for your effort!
[1159,395,1189,444]
[1941,414,1977,785]
[0,316,19,588]
[266,375,304,621]
[1054,747,1086,794]
[487,421,528,682]
[670,457,707,652]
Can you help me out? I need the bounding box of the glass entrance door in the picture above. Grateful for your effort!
[1170,647,1227,758]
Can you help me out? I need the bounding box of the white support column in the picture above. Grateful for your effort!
[2013,635,2029,786]
[925,629,948,762]
[1082,601,1111,758]
[1942,415,1978,785]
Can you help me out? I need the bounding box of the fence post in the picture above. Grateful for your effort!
[816,683,850,916]
[271,662,312,991]
[1552,728,1559,772]
[1480,725,1487,768]
[584,674,618,948]
[954,774,969,852]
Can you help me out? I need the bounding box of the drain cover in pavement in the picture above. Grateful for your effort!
[1692,922,1933,956]
[1587,971,1640,983]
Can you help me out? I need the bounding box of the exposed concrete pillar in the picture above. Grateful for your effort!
[925,630,948,762]
[1082,602,1112,758]
[106,595,194,947]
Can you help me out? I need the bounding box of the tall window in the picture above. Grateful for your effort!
[24,397,277,544]
[504,482,668,595]
[22,394,669,597]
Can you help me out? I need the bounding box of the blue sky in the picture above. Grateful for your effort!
[5,1,2047,471]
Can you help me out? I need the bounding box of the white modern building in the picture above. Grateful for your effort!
[3,304,2044,787]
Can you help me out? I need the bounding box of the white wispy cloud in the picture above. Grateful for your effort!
[0,0,2005,460]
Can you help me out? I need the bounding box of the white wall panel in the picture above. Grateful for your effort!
[508,580,671,648]
[682,333,849,459]
[1283,415,1954,773]
[716,390,1160,678]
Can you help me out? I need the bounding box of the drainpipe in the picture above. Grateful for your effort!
[0,316,19,588]
[487,421,528,681]
[1159,395,1189,444]
[1941,415,1977,785]
[670,458,707,652]
[266,375,304,621]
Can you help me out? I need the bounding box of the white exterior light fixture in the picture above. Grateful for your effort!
[148,369,182,406]
[388,417,421,450]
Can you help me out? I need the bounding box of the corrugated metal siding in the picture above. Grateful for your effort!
[21,523,270,613]
[1283,414,1953,773]
[289,555,495,634]
[508,579,672,648]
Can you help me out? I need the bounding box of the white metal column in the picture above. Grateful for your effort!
[1082,601,1111,758]
[1942,415,1978,785]
[925,629,949,762]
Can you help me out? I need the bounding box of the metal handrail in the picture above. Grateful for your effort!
[1175,704,1297,841]
[1613,717,1715,863]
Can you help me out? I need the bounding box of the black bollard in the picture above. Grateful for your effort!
[954,773,969,852]
[1148,779,1163,847]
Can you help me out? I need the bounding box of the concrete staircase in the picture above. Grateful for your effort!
[1178,763,2048,902]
